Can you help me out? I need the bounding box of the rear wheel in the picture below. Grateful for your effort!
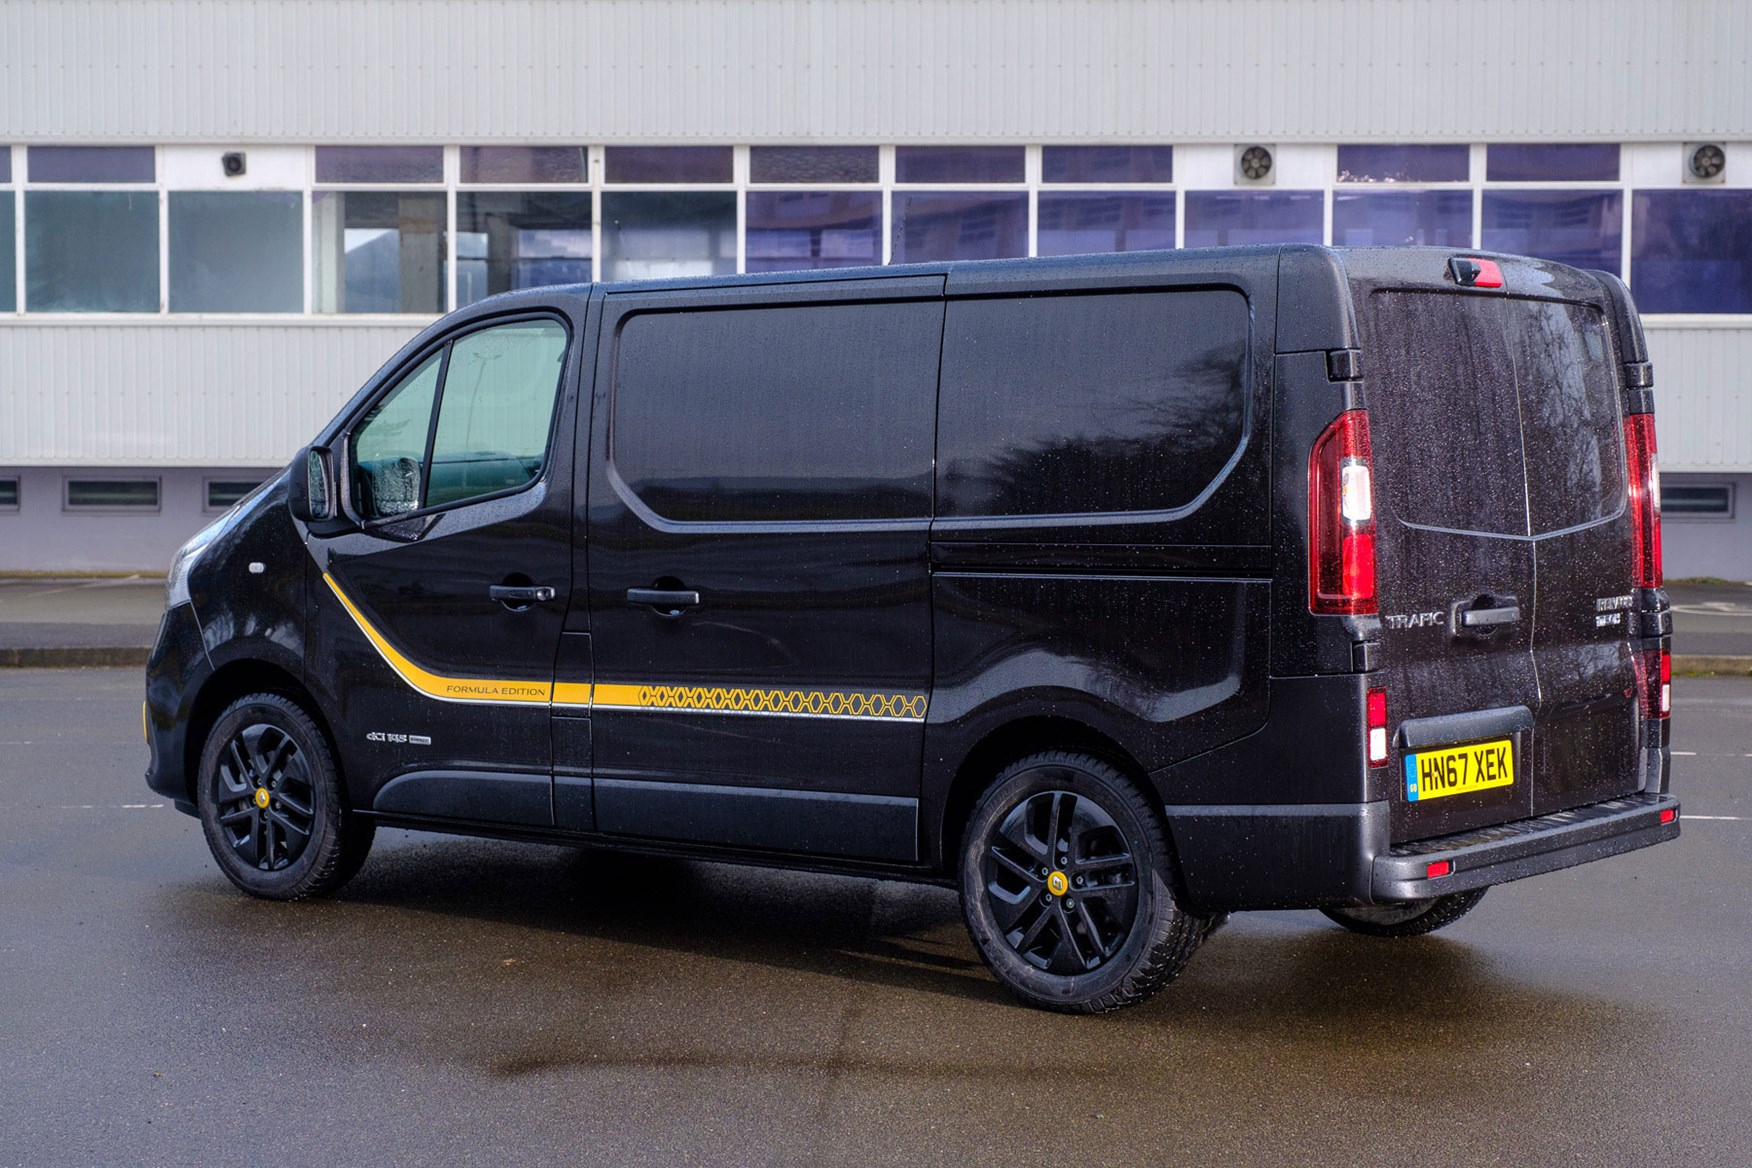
[1320,888,1487,938]
[195,692,374,900]
[959,751,1209,1013]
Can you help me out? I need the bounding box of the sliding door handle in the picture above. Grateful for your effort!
[627,587,700,617]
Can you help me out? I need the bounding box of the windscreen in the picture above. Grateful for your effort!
[1363,291,1625,536]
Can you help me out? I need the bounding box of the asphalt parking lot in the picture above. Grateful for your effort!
[2,668,1749,1167]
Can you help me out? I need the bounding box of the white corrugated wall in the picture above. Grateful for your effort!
[1,0,1745,143]
[1646,324,1752,473]
[0,323,419,465]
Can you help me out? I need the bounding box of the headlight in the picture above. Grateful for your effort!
[165,524,220,608]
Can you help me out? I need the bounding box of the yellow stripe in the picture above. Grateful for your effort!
[323,574,925,720]
[323,573,553,705]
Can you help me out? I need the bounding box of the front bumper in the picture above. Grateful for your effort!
[144,600,210,810]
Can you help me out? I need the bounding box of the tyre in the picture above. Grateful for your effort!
[1320,888,1487,938]
[958,751,1209,1013]
[195,692,374,900]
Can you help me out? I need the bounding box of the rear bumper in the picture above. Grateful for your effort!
[1372,792,1680,900]
[1167,791,1679,912]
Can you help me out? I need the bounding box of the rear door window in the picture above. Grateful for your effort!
[936,290,1250,517]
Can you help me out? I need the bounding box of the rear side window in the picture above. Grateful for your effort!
[610,299,941,522]
[937,290,1250,517]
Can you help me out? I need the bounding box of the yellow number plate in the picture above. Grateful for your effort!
[1404,739,1514,803]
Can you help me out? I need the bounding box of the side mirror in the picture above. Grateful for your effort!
[289,445,338,523]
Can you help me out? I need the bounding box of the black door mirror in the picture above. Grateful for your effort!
[289,445,338,523]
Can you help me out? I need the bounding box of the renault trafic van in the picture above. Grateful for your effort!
[145,246,1679,1012]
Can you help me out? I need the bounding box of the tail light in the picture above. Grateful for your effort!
[1635,648,1671,721]
[1309,409,1377,614]
[1366,687,1389,766]
[1625,413,1663,588]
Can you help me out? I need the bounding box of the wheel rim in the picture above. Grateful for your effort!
[982,787,1139,974]
[211,722,316,872]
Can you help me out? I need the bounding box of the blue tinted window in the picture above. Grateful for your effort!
[1042,146,1173,184]
[746,191,881,272]
[894,147,1025,184]
[0,193,13,312]
[1332,190,1472,247]
[0,149,10,184]
[601,191,736,281]
[454,192,593,305]
[1487,144,1619,182]
[891,192,1027,262]
[314,146,442,183]
[749,147,879,184]
[1037,193,1176,256]
[604,147,733,184]
[460,147,587,184]
[1183,191,1323,248]
[1336,145,1468,183]
[1482,191,1621,275]
[28,146,154,183]
[26,191,159,312]
[1632,190,1752,313]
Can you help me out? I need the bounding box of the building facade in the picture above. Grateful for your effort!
[2,0,1749,575]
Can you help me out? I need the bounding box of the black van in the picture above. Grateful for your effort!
[144,246,1679,1012]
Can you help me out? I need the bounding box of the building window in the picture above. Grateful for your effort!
[746,191,881,271]
[0,147,10,184]
[169,192,303,313]
[1336,144,1469,183]
[1664,484,1734,518]
[1487,144,1620,182]
[895,146,1026,184]
[1037,193,1175,256]
[1042,146,1173,184]
[891,192,1028,262]
[25,191,160,312]
[453,192,594,306]
[1482,191,1622,275]
[0,478,18,510]
[604,147,733,185]
[312,191,445,313]
[1184,191,1323,248]
[204,479,266,511]
[1631,190,1752,314]
[28,146,154,183]
[749,146,879,184]
[0,192,14,312]
[601,191,736,281]
[315,146,442,184]
[1332,190,1472,247]
[460,146,588,184]
[65,478,160,511]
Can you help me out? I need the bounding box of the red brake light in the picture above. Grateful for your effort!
[1625,413,1663,588]
[1660,808,1677,825]
[1635,647,1671,722]
[1450,257,1505,289]
[1426,860,1452,879]
[1309,410,1377,615]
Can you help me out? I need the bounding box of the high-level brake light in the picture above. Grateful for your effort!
[1309,410,1377,615]
[1625,413,1663,588]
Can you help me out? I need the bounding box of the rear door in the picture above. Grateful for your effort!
[1356,256,1638,842]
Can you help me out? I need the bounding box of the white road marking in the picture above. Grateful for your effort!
[1673,750,1697,756]
[49,803,166,810]
[1686,815,1745,821]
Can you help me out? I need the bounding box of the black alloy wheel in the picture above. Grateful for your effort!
[960,751,1211,1013]
[196,693,374,900]
[983,789,1140,974]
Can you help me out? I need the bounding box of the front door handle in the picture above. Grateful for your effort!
[489,584,556,605]
[627,587,700,618]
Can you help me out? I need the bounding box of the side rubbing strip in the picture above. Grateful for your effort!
[323,573,553,705]
[323,574,927,720]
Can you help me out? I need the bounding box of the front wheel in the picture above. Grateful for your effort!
[1320,888,1488,938]
[195,692,374,900]
[959,751,1210,1013]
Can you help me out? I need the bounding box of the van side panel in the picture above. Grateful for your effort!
[923,253,1280,866]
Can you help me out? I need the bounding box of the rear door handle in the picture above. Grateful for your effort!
[627,587,700,617]
[489,584,556,604]
[1460,605,1521,628]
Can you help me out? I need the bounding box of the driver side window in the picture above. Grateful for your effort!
[350,318,568,520]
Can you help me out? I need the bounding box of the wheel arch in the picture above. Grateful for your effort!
[183,659,341,806]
